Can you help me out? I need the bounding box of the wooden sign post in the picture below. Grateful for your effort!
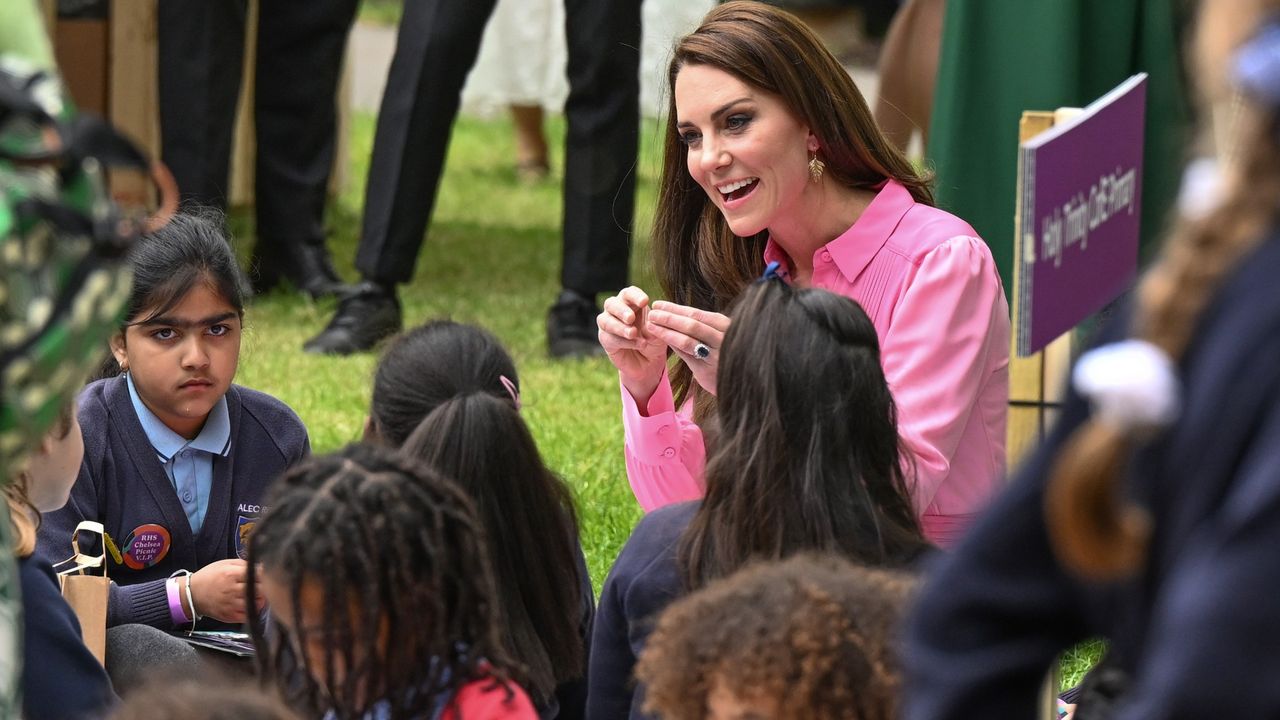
[1008,75,1148,470]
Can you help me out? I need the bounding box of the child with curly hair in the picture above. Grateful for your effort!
[636,554,916,720]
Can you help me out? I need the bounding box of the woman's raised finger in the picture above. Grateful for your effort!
[648,308,725,347]
[597,308,645,342]
[651,300,731,332]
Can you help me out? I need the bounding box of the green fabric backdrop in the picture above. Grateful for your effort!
[927,0,1193,297]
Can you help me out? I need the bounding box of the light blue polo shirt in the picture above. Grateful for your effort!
[125,374,231,534]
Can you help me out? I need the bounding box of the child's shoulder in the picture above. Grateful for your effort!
[77,375,125,418]
[225,385,309,455]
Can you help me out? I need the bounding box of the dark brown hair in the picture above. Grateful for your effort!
[637,554,917,720]
[372,321,587,707]
[655,0,935,415]
[1044,0,1280,578]
[678,281,928,589]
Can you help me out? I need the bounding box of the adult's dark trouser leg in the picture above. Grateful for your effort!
[254,0,359,263]
[354,0,499,286]
[560,0,642,297]
[157,0,247,211]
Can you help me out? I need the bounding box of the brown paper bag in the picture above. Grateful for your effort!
[53,521,109,665]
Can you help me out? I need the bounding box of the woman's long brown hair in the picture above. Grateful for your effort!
[1044,0,1280,579]
[653,1,933,419]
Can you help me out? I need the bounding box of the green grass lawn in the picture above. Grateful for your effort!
[231,111,661,590]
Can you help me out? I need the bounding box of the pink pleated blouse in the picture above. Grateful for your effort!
[620,180,1011,547]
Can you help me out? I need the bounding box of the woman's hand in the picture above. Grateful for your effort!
[598,287,668,404]
[188,558,263,624]
[646,301,731,396]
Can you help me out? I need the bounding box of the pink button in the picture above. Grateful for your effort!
[662,447,676,458]
[820,250,833,263]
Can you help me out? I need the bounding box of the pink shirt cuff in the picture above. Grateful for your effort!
[620,371,684,464]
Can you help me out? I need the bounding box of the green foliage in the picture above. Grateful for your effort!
[233,111,665,590]
[358,0,403,27]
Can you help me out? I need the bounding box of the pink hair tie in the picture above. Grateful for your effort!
[499,375,521,410]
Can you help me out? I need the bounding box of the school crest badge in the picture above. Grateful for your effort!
[236,515,257,560]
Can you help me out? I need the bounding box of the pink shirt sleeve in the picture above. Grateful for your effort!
[883,235,1008,515]
[620,369,707,511]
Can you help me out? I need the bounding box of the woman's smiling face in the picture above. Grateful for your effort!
[674,63,817,238]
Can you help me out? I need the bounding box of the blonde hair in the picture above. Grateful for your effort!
[1045,0,1280,578]
[5,405,75,559]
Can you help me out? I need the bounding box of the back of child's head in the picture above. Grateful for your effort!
[370,320,518,445]
[247,443,518,719]
[681,280,926,588]
[636,554,917,720]
[4,403,75,558]
[378,321,586,704]
[111,677,298,720]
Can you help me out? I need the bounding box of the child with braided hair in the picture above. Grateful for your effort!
[247,443,536,720]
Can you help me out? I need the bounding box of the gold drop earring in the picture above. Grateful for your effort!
[808,152,826,183]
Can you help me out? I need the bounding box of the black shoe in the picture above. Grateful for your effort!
[547,289,605,359]
[251,243,343,299]
[302,282,402,355]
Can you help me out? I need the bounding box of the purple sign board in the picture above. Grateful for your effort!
[1016,74,1146,356]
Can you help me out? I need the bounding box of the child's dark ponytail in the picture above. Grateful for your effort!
[373,320,588,707]
[400,391,586,705]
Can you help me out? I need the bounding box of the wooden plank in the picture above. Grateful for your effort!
[40,0,56,35]
[1007,111,1057,470]
[229,0,257,207]
[107,0,160,206]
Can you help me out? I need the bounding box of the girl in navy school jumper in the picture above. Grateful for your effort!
[367,320,592,720]
[248,444,537,720]
[7,402,116,720]
[902,6,1280,718]
[586,279,933,720]
[37,212,309,632]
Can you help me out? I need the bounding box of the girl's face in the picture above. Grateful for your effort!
[261,570,388,706]
[111,282,241,439]
[25,411,84,513]
[261,571,346,690]
[675,64,817,239]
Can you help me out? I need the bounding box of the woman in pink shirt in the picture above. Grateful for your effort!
[597,1,1010,547]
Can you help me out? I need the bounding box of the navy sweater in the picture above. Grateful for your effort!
[19,553,116,720]
[585,502,695,720]
[903,233,1280,718]
[37,376,309,629]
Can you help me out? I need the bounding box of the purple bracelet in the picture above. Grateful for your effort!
[166,576,190,626]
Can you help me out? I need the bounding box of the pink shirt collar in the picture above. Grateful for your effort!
[762,179,914,283]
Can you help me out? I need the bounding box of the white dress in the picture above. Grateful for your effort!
[460,0,716,119]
